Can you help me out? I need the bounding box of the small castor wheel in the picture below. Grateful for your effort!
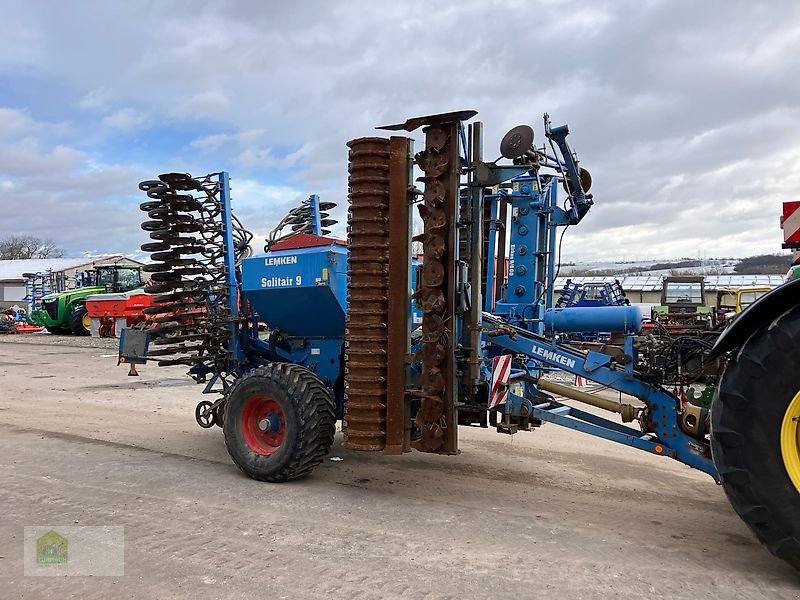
[195,400,216,429]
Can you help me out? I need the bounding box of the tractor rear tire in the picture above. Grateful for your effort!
[711,305,800,571]
[223,363,336,482]
[68,304,91,336]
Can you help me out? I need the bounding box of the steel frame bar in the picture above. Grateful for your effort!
[483,194,498,312]
[466,122,484,390]
[218,171,246,363]
[494,198,508,305]
[529,398,661,453]
[385,136,413,454]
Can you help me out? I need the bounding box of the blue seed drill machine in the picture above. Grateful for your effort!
[123,110,800,570]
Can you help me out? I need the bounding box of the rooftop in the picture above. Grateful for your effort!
[554,274,785,291]
[0,256,144,282]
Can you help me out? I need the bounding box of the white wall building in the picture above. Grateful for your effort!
[0,256,144,309]
[553,274,785,305]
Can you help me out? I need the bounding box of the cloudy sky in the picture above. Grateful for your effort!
[1,0,798,263]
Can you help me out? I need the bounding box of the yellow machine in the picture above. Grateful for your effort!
[716,286,771,320]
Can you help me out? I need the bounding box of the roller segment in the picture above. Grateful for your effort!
[342,137,392,451]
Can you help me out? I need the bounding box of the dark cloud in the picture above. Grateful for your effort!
[0,0,798,259]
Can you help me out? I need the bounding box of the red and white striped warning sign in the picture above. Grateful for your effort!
[782,201,800,246]
[489,355,512,408]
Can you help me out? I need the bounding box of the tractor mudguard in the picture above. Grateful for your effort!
[711,277,800,357]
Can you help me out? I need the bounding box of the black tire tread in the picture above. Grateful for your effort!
[68,304,91,336]
[223,363,336,482]
[711,306,800,570]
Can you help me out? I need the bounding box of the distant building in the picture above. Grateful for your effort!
[0,256,145,310]
[553,274,784,305]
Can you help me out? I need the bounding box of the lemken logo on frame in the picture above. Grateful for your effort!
[532,346,576,369]
[265,256,298,266]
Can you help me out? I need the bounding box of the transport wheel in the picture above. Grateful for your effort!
[711,305,800,571]
[68,304,91,336]
[223,363,336,482]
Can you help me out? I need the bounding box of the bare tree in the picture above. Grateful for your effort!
[0,235,65,260]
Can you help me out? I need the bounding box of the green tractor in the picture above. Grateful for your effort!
[651,275,714,332]
[29,264,144,335]
[711,277,800,568]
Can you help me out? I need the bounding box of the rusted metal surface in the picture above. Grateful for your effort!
[343,137,391,451]
[377,110,478,132]
[411,121,460,454]
[494,199,508,304]
[481,193,492,299]
[466,122,484,392]
[385,136,414,454]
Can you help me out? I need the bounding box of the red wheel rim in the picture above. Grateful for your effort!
[241,394,286,455]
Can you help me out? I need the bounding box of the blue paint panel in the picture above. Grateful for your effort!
[505,177,544,308]
[219,172,246,363]
[241,246,348,337]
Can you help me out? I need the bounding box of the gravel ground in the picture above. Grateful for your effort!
[0,335,797,599]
